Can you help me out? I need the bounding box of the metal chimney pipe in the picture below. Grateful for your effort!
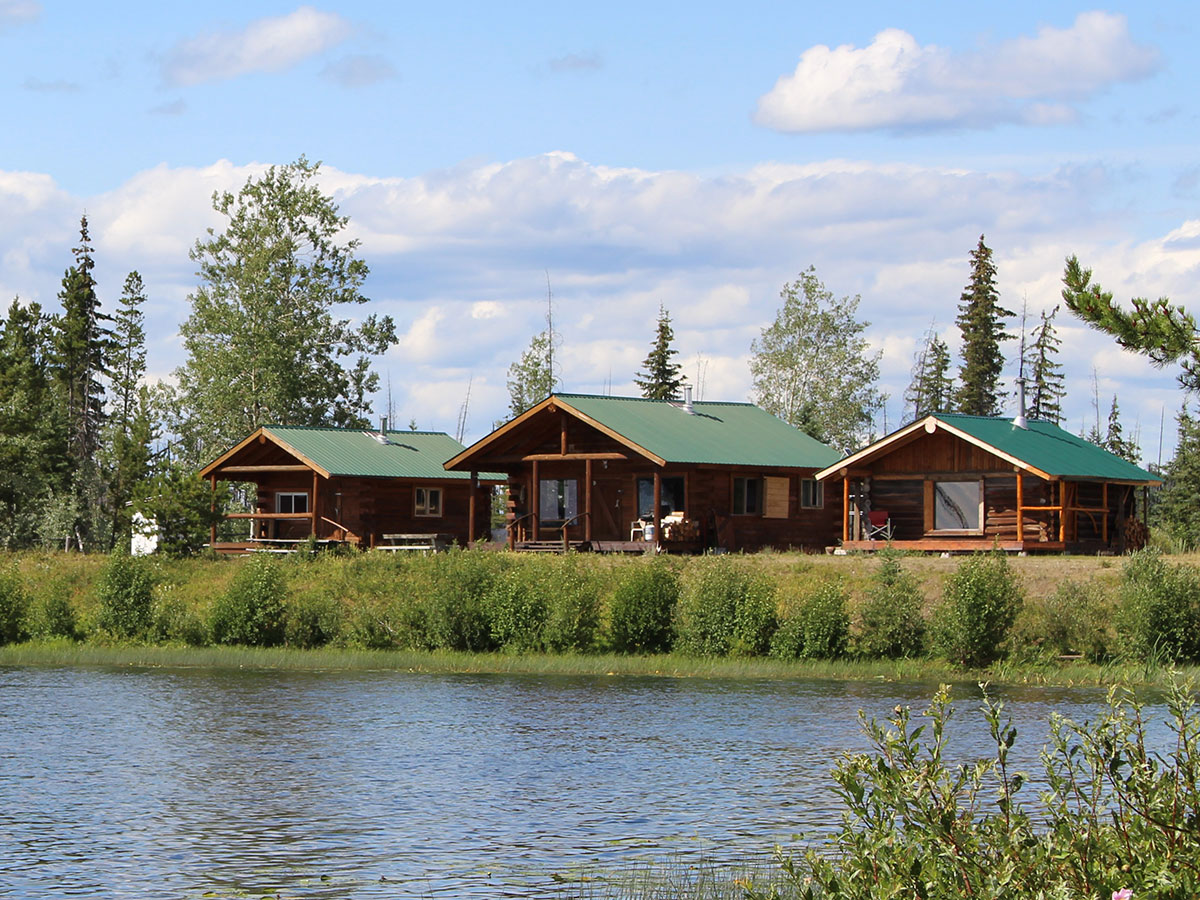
[1013,377,1028,430]
[683,384,694,414]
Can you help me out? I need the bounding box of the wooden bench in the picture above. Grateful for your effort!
[376,533,449,553]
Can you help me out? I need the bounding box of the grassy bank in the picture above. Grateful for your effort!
[3,548,1200,687]
[3,633,1198,690]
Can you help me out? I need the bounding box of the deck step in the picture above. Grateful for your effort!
[514,540,587,554]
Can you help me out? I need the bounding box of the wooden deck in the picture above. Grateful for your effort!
[838,538,1067,554]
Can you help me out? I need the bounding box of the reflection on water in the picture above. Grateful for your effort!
[0,667,1124,897]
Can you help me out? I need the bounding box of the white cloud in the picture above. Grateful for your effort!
[162,6,353,86]
[756,12,1160,133]
[0,0,38,29]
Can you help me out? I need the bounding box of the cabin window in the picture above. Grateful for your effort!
[539,478,578,523]
[415,487,443,517]
[732,476,762,515]
[800,479,824,509]
[636,476,685,519]
[932,479,982,532]
[276,492,309,514]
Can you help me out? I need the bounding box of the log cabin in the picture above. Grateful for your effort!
[444,392,842,552]
[199,425,503,553]
[815,413,1161,553]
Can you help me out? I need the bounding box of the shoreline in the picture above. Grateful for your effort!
[4,641,1196,689]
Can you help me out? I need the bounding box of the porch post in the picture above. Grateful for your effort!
[469,471,478,545]
[531,460,540,541]
[1102,482,1109,544]
[584,459,593,543]
[311,470,319,538]
[842,476,850,544]
[1058,481,1067,543]
[1015,472,1024,543]
[653,470,662,549]
[210,473,217,547]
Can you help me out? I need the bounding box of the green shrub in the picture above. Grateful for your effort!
[609,557,679,653]
[286,591,344,648]
[771,582,849,660]
[151,589,209,645]
[0,566,30,644]
[425,549,505,652]
[33,590,79,641]
[487,563,549,652]
[854,552,926,659]
[675,557,776,657]
[754,681,1200,900]
[542,555,602,653]
[931,551,1022,668]
[345,593,428,650]
[96,551,155,639]
[1116,549,1200,663]
[210,555,287,646]
[1011,577,1116,663]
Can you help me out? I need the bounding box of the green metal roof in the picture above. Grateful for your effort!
[557,394,841,468]
[263,426,504,481]
[932,414,1158,482]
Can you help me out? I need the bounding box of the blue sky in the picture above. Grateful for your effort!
[1,2,1197,456]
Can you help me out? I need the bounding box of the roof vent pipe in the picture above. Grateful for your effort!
[376,416,390,444]
[1013,377,1028,430]
[683,384,694,414]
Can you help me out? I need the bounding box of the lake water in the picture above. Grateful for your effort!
[0,667,1130,898]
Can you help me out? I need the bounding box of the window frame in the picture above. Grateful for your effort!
[414,486,443,517]
[276,492,309,515]
[930,478,983,534]
[538,478,579,524]
[635,475,687,519]
[732,476,763,516]
[800,479,824,510]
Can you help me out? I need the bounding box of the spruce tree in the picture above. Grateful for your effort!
[634,305,686,400]
[53,214,111,465]
[0,299,70,547]
[1104,395,1141,463]
[954,236,1014,416]
[105,272,155,548]
[1157,408,1200,549]
[904,327,953,421]
[1025,307,1066,424]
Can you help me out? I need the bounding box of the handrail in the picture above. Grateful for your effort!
[558,511,591,551]
[506,511,535,550]
[320,515,351,541]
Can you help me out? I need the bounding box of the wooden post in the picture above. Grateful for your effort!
[468,471,478,545]
[1102,482,1109,544]
[1059,481,1067,543]
[1015,472,1024,544]
[653,471,662,550]
[531,460,540,541]
[842,477,850,544]
[584,459,593,543]
[209,473,217,548]
[311,470,319,538]
[560,414,568,455]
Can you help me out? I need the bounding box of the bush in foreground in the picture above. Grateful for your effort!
[770,581,849,660]
[0,566,29,645]
[750,680,1200,900]
[1117,549,1200,663]
[853,551,925,659]
[932,551,1022,668]
[608,558,679,654]
[675,557,776,656]
[96,551,154,639]
[210,555,287,646]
